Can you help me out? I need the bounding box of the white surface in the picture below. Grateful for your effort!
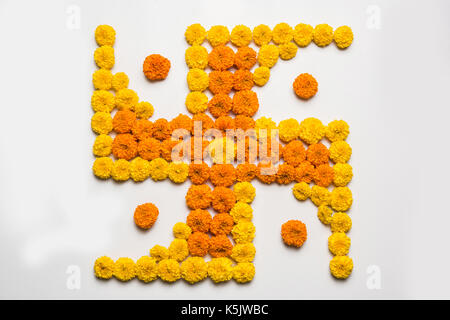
[0,0,449,299]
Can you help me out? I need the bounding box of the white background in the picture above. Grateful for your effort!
[0,0,449,299]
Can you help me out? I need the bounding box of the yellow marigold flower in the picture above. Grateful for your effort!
[181,257,208,284]
[326,120,349,142]
[328,232,351,256]
[330,212,352,233]
[95,25,116,46]
[317,205,333,225]
[207,257,233,283]
[292,182,311,201]
[94,256,114,279]
[278,118,301,142]
[313,24,333,47]
[168,162,189,184]
[253,66,270,86]
[310,185,331,207]
[278,42,298,60]
[135,256,158,283]
[130,157,150,182]
[208,137,236,164]
[134,101,154,119]
[334,26,353,49]
[185,23,206,45]
[92,157,113,179]
[230,25,252,47]
[333,163,353,187]
[272,23,293,44]
[173,222,192,240]
[111,72,129,91]
[329,256,353,279]
[253,24,272,46]
[299,117,325,145]
[150,245,169,262]
[185,45,209,69]
[207,25,230,47]
[185,91,208,114]
[91,90,115,113]
[231,243,256,263]
[329,140,352,164]
[233,262,255,283]
[187,68,209,92]
[158,259,181,282]
[93,134,112,157]
[91,112,113,135]
[230,202,253,223]
[149,157,169,181]
[111,159,130,181]
[293,23,314,47]
[113,257,136,281]
[255,116,277,138]
[94,45,115,69]
[257,44,279,68]
[330,187,353,212]
[92,69,112,90]
[233,182,256,204]
[232,221,255,244]
[168,238,189,262]
[115,88,139,111]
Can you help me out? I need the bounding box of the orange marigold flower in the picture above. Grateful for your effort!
[186,209,212,233]
[152,118,172,141]
[189,162,211,185]
[137,137,161,160]
[210,164,236,187]
[276,163,296,185]
[208,45,234,71]
[190,139,210,163]
[234,46,257,70]
[256,161,277,184]
[170,114,193,134]
[237,136,258,163]
[306,143,329,166]
[293,73,318,99]
[282,140,306,167]
[209,71,234,95]
[210,213,234,236]
[234,115,255,131]
[188,232,210,257]
[192,113,214,134]
[214,115,235,132]
[134,203,159,229]
[209,235,233,258]
[233,69,254,91]
[132,119,154,141]
[281,220,307,248]
[208,94,233,118]
[232,90,259,117]
[211,187,236,213]
[295,161,315,183]
[113,110,136,134]
[112,134,138,160]
[185,184,212,210]
[314,164,334,187]
[143,54,171,81]
[160,138,179,161]
[236,163,257,182]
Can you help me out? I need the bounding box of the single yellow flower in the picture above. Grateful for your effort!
[207,257,233,283]
[278,42,298,60]
[187,68,209,92]
[115,88,139,111]
[173,222,192,240]
[94,45,115,69]
[207,25,230,47]
[93,134,112,157]
[185,91,208,114]
[91,90,115,113]
[168,239,189,262]
[257,44,279,68]
[329,140,352,163]
[111,159,130,181]
[95,25,116,46]
[113,257,136,281]
[94,256,114,279]
[329,256,353,279]
[330,212,352,233]
[149,158,169,181]
[150,245,169,262]
[253,66,270,86]
[130,157,150,182]
[111,72,129,91]
[233,182,256,203]
[252,24,272,46]
[230,25,252,47]
[317,205,333,225]
[328,232,351,256]
[158,259,181,282]
[92,69,112,90]
[135,256,158,283]
[313,24,333,47]
[181,257,208,284]
[272,23,293,44]
[231,243,256,263]
[185,45,209,69]
[92,157,113,179]
[230,202,253,223]
[91,112,113,135]
[233,262,255,283]
[292,182,311,201]
[134,101,154,119]
[333,163,353,187]
[334,26,354,49]
[185,24,206,45]
[293,23,314,47]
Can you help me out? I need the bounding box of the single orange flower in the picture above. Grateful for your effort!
[170,114,193,135]
[143,54,171,81]
[208,94,233,118]
[281,220,307,248]
[256,161,277,184]
[210,213,234,236]
[134,203,159,229]
[185,184,212,210]
[293,73,318,99]
[192,113,214,134]
[234,115,255,131]
[112,133,138,160]
[232,90,259,117]
[210,164,236,187]
[233,69,254,91]
[276,163,296,185]
[209,235,233,258]
[236,163,257,182]
[189,162,211,185]
[152,118,172,141]
[234,46,257,70]
[314,164,334,187]
[214,115,235,132]
[282,140,306,167]
[160,138,179,161]
[209,71,234,95]
[187,232,210,257]
[113,110,136,134]
[208,45,235,71]
[132,119,154,141]
[211,186,236,213]
[137,137,161,160]
[306,143,329,166]
[186,209,212,233]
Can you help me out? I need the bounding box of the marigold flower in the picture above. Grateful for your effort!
[95,25,116,46]
[293,73,318,99]
[111,72,129,91]
[93,134,112,157]
[229,25,252,47]
[135,256,158,283]
[94,256,114,279]
[317,205,333,225]
[185,45,209,69]
[257,44,279,68]
[292,182,311,201]
[168,239,189,262]
[130,157,151,182]
[333,163,353,187]
[325,120,349,142]
[185,92,208,115]
[329,141,352,163]
[111,159,130,181]
[143,54,171,81]
[252,66,270,86]
[134,202,159,229]
[330,212,352,233]
[255,116,276,138]
[91,90,115,113]
[230,201,253,223]
[166,162,187,183]
[92,69,112,90]
[188,162,210,184]
[150,245,169,261]
[211,187,236,213]
[281,220,307,247]
[207,257,233,283]
[92,157,113,179]
[334,26,353,49]
[181,257,208,284]
[214,115,235,132]
[232,221,255,244]
[231,243,255,263]
[210,213,234,236]
[148,157,169,181]
[186,184,212,209]
[328,232,351,256]
[233,69,253,91]
[293,23,314,47]
[207,137,236,164]
[276,164,296,185]
[234,46,257,70]
[115,88,139,111]
[188,232,210,256]
[278,118,301,143]
[210,164,236,187]
[278,42,298,60]
[329,256,353,279]
[208,93,232,118]
[232,90,259,117]
[233,262,255,283]
[282,140,305,167]
[236,163,257,182]
[131,119,152,141]
[113,110,136,134]
[185,24,206,45]
[170,113,193,134]
[207,25,230,47]
[272,23,293,44]
[314,164,334,187]
[208,45,234,71]
[256,161,277,184]
[152,118,171,141]
[94,45,114,69]
[209,71,234,95]
[159,138,178,161]
[330,187,353,212]
[311,185,331,207]
[112,134,138,160]
[186,209,212,233]
[91,112,113,135]
[113,257,136,281]
[158,259,181,282]
[306,143,329,166]
[187,68,209,92]
[234,115,255,131]
[313,24,333,47]
[169,223,191,241]
[134,101,154,119]
[253,24,272,46]
[209,235,233,258]
[294,161,315,183]
[233,182,255,203]
[192,113,214,135]
[299,117,325,145]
